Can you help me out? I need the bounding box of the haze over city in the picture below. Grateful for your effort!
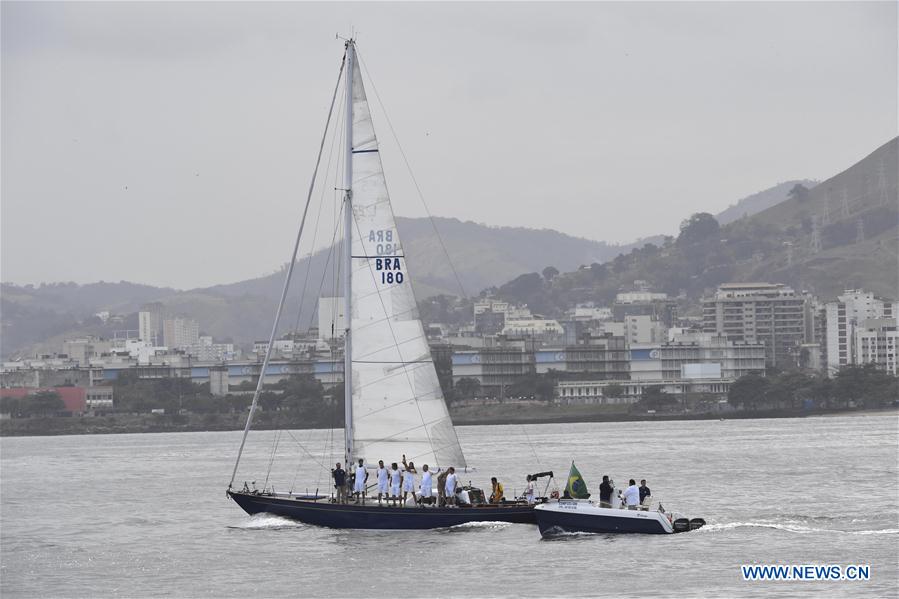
[2,1,896,289]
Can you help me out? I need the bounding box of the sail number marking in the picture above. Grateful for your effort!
[369,229,404,285]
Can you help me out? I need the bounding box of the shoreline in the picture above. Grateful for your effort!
[1,405,895,438]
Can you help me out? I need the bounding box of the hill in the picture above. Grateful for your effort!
[715,179,818,225]
[493,137,897,313]
[0,218,636,358]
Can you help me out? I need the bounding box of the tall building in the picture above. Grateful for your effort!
[138,302,165,345]
[855,318,898,375]
[824,290,898,375]
[702,283,811,368]
[162,317,199,349]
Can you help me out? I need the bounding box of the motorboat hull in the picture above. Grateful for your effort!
[535,501,675,536]
[228,490,537,529]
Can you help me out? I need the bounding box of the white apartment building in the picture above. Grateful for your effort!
[855,318,898,375]
[162,317,199,349]
[824,290,898,375]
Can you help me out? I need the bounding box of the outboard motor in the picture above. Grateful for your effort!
[689,518,706,530]
[673,518,691,533]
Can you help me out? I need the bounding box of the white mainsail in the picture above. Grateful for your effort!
[347,57,467,470]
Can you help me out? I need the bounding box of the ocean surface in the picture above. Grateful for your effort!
[2,412,897,598]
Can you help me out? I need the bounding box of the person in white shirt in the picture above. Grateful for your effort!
[419,464,435,505]
[525,474,536,505]
[444,467,458,507]
[621,479,640,510]
[389,462,402,506]
[353,458,368,504]
[401,455,418,505]
[375,460,389,505]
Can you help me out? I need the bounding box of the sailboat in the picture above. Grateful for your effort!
[226,39,539,529]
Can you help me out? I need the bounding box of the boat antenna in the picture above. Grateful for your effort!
[228,50,347,490]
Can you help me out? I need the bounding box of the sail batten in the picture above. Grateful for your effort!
[347,54,466,470]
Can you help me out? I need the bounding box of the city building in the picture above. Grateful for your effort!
[501,318,564,338]
[613,291,677,327]
[702,283,812,368]
[624,314,668,345]
[138,303,165,345]
[185,336,239,362]
[824,290,898,375]
[534,335,629,379]
[162,317,199,349]
[855,318,898,375]
[451,340,534,392]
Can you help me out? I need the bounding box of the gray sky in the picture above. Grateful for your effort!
[2,1,896,289]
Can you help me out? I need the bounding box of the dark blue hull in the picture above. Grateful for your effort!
[536,506,670,535]
[228,491,536,529]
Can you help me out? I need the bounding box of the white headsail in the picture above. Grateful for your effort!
[347,57,466,470]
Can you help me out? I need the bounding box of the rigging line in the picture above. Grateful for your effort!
[292,80,346,334]
[357,50,468,298]
[304,101,347,336]
[304,190,345,335]
[263,429,282,491]
[520,424,543,470]
[282,428,331,472]
[229,52,347,489]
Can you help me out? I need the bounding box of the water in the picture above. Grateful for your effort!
[2,412,897,598]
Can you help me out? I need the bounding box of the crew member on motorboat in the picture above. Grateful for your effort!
[444,467,458,507]
[525,474,536,505]
[389,462,402,506]
[621,479,640,510]
[376,460,389,505]
[639,479,651,505]
[401,456,417,505]
[419,465,435,504]
[489,477,504,503]
[354,459,369,504]
[599,475,614,508]
[332,463,347,504]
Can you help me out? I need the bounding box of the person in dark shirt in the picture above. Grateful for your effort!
[332,462,347,503]
[639,479,651,506]
[599,475,614,508]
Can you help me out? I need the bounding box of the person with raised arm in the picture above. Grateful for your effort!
[401,454,418,505]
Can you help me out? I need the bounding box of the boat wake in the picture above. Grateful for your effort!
[228,513,305,531]
[698,520,898,535]
[440,521,512,533]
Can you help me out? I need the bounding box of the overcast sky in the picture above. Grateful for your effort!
[2,1,896,289]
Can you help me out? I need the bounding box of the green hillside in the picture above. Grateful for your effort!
[493,137,898,313]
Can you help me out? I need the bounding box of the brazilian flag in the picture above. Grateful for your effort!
[565,461,591,499]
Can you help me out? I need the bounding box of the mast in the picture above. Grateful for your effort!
[343,40,355,467]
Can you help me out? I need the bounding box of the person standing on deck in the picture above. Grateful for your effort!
[639,479,652,506]
[599,475,613,508]
[525,474,536,505]
[332,462,347,504]
[621,479,640,510]
[389,462,402,506]
[444,467,458,507]
[401,455,417,505]
[376,460,389,505]
[419,464,435,505]
[353,458,368,504]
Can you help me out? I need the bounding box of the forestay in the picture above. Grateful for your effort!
[347,59,467,469]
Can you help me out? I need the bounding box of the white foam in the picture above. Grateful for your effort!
[698,521,898,535]
[445,521,511,531]
[229,513,304,530]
